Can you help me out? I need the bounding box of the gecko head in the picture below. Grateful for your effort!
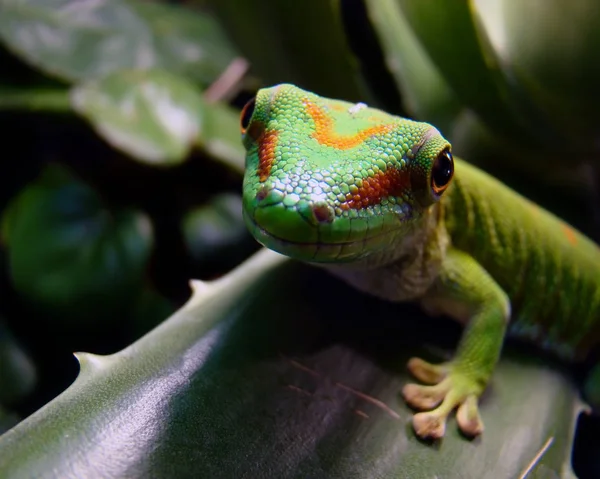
[241,83,454,263]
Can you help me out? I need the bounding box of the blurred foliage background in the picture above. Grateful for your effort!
[0,0,599,477]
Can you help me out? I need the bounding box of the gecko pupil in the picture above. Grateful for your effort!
[431,149,454,193]
[240,97,256,132]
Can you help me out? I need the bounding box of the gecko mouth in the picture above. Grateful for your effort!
[243,206,407,264]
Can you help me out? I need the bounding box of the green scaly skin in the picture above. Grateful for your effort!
[240,84,600,439]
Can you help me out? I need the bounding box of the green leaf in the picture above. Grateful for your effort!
[126,1,239,87]
[0,84,245,172]
[481,0,600,156]
[0,319,36,406]
[206,0,369,103]
[2,164,153,328]
[395,0,547,147]
[363,0,462,132]
[0,87,70,112]
[0,0,238,86]
[0,250,579,478]
[182,193,256,268]
[71,69,205,165]
[200,101,245,173]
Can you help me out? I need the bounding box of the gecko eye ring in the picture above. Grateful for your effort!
[432,148,454,195]
[240,96,256,134]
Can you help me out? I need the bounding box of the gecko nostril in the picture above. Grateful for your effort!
[256,186,268,202]
[313,203,335,224]
[255,186,285,206]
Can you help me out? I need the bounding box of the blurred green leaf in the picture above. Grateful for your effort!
[127,0,239,87]
[183,193,255,269]
[480,0,600,157]
[0,0,238,86]
[363,0,462,132]
[200,101,245,173]
[0,319,36,406]
[2,164,153,327]
[0,82,244,171]
[395,0,548,147]
[71,69,205,165]
[0,250,579,478]
[0,87,70,112]
[207,0,369,102]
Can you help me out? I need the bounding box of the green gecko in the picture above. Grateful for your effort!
[240,83,600,439]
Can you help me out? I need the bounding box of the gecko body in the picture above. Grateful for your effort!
[241,84,600,438]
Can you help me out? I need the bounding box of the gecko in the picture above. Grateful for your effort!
[239,83,600,439]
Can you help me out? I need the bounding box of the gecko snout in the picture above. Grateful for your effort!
[254,183,335,227]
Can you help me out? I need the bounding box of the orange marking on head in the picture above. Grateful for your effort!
[330,104,346,112]
[340,168,410,210]
[257,129,278,182]
[304,99,394,150]
[561,223,578,246]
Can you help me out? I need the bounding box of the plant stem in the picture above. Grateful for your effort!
[0,88,71,112]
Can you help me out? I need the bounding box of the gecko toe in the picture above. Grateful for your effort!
[413,411,447,439]
[402,381,448,410]
[456,395,484,437]
[407,357,449,384]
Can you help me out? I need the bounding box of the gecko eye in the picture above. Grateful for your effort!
[431,148,454,195]
[240,96,256,134]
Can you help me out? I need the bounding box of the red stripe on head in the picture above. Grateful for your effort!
[257,130,278,182]
[340,168,411,210]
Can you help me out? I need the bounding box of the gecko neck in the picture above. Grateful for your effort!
[319,206,450,302]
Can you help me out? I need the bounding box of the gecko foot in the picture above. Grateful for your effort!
[402,357,484,439]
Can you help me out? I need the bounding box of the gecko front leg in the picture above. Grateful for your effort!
[402,248,510,439]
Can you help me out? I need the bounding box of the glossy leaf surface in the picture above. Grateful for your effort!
[0,250,579,478]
